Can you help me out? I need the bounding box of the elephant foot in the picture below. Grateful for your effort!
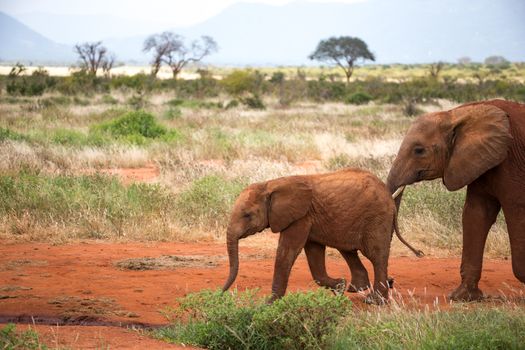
[315,278,347,295]
[364,291,388,305]
[449,284,484,302]
[348,280,370,293]
[350,277,393,293]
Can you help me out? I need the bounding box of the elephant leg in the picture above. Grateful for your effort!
[360,247,390,304]
[339,250,370,292]
[502,205,525,284]
[449,185,500,302]
[269,218,311,302]
[304,241,346,292]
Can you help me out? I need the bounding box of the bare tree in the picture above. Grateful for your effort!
[143,32,218,79]
[309,36,375,83]
[74,41,113,75]
[429,61,444,78]
[101,53,116,77]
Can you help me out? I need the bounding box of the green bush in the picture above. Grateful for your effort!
[155,289,352,350]
[241,94,266,109]
[94,110,167,144]
[0,324,46,350]
[345,91,373,105]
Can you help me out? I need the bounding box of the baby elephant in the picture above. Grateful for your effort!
[222,168,423,303]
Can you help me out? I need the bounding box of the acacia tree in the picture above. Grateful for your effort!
[309,36,375,83]
[74,41,114,76]
[143,32,218,79]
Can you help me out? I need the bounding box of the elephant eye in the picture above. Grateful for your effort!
[243,212,251,219]
[414,146,425,156]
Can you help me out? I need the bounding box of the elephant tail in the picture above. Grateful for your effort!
[393,208,424,258]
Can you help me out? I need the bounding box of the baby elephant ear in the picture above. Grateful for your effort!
[444,104,512,191]
[267,177,312,233]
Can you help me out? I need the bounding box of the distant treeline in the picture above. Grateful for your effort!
[1,65,524,113]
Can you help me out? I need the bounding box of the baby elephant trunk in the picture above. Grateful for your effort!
[222,237,239,291]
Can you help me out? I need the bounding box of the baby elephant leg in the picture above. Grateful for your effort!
[339,249,371,292]
[304,241,346,293]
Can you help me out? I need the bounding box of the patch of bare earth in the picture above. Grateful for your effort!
[0,240,523,348]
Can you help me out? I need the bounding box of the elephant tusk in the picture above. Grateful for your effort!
[391,186,406,199]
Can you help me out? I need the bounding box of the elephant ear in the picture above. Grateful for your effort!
[444,104,511,191]
[267,177,312,233]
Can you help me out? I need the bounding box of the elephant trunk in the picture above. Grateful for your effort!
[222,235,239,292]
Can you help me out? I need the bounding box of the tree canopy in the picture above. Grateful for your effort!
[143,32,218,79]
[309,36,375,82]
[74,41,114,76]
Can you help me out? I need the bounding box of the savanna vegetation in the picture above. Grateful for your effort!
[1,61,524,348]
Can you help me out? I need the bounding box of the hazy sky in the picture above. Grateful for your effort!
[0,0,366,26]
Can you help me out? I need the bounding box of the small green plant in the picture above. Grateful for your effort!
[0,323,46,349]
[51,129,89,146]
[345,91,373,105]
[93,110,168,144]
[155,288,352,350]
[100,94,118,104]
[0,127,27,142]
[241,94,266,110]
[225,99,239,109]
[163,107,182,120]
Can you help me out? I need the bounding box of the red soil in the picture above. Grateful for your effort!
[95,163,160,184]
[0,239,523,349]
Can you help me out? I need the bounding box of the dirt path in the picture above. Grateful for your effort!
[0,239,523,349]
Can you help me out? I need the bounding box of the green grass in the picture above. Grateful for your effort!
[0,323,47,350]
[0,171,174,239]
[401,180,465,231]
[155,289,352,350]
[153,290,525,350]
[0,127,28,142]
[332,306,525,350]
[175,174,248,227]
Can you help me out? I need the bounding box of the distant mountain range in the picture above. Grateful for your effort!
[1,0,524,65]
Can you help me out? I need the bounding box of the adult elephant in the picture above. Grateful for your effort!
[222,168,423,303]
[387,99,525,301]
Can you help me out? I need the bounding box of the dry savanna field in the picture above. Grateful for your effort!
[0,65,524,349]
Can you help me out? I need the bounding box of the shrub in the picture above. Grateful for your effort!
[241,94,266,109]
[94,110,167,144]
[221,70,267,96]
[155,288,352,350]
[345,91,373,105]
[225,99,239,109]
[101,94,118,104]
[0,323,46,350]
